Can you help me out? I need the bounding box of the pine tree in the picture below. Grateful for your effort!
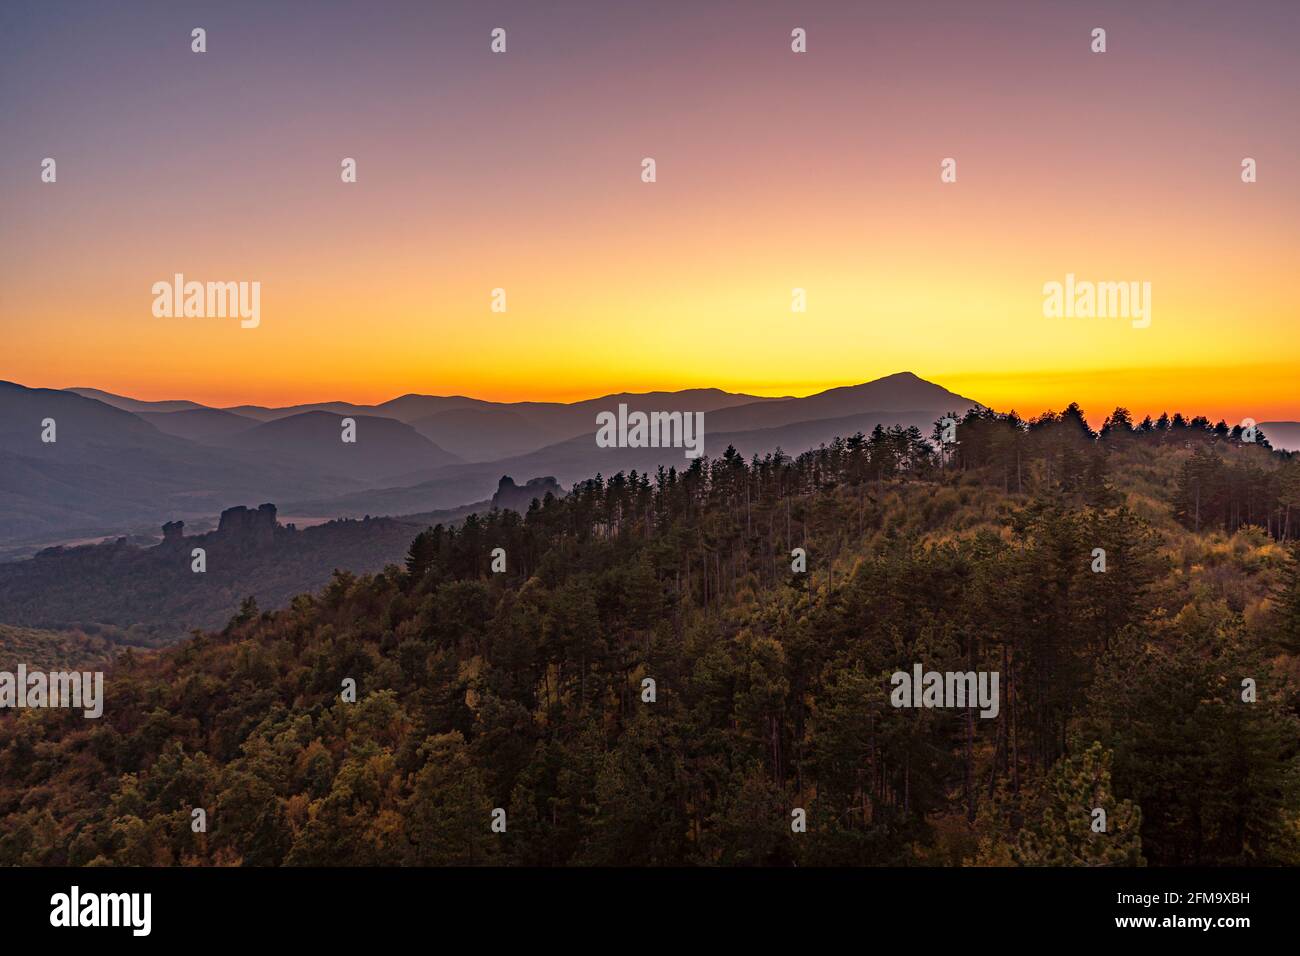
[404,528,438,585]
[1275,543,1300,652]
[1014,742,1143,866]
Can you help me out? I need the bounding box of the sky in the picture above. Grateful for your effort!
[1,0,1297,424]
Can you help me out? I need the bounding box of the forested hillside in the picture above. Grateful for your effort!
[0,507,424,643]
[0,624,117,672]
[2,405,1298,866]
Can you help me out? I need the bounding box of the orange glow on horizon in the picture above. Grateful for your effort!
[14,361,1293,432]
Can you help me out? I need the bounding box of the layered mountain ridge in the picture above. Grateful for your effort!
[2,373,978,556]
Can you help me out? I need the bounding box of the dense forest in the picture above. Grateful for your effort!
[0,624,117,673]
[2,405,1298,866]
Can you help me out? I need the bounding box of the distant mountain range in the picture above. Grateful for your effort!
[1,373,979,556]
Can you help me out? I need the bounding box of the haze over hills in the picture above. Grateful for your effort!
[138,407,261,442]
[0,373,975,555]
[0,382,360,551]
[221,400,379,422]
[215,411,462,482]
[280,373,979,518]
[215,388,782,461]
[407,388,779,461]
[409,406,545,462]
[283,406,973,519]
[1259,422,1300,453]
[64,387,206,415]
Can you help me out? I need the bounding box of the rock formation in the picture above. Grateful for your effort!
[491,476,562,514]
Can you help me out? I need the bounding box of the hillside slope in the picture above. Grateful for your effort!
[2,410,1296,867]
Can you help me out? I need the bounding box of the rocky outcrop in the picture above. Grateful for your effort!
[217,503,278,546]
[491,476,562,514]
[161,520,185,544]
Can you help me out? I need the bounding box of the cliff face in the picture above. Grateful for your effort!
[491,476,562,514]
[216,503,278,546]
